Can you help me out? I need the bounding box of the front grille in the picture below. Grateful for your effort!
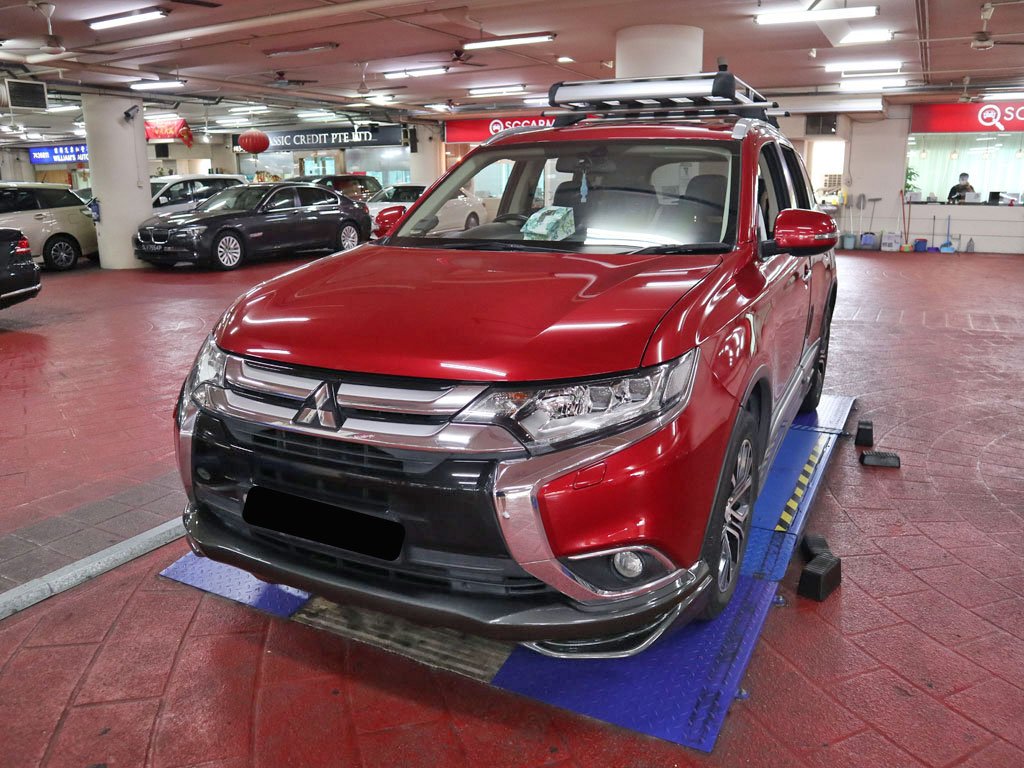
[243,423,408,477]
[139,228,169,244]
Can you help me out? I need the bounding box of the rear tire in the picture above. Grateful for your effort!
[338,221,361,251]
[697,408,759,620]
[43,235,80,271]
[212,232,244,270]
[799,300,834,414]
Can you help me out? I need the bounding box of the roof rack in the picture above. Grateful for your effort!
[546,67,778,126]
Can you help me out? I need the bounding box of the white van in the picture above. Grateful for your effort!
[0,183,97,270]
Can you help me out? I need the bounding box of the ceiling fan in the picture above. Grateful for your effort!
[0,1,65,56]
[420,49,486,68]
[269,70,318,88]
[957,76,980,102]
[910,2,1024,49]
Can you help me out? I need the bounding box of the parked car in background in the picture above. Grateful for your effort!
[0,228,41,309]
[367,182,485,236]
[0,183,97,271]
[75,174,247,215]
[173,71,839,658]
[290,174,382,202]
[134,182,372,270]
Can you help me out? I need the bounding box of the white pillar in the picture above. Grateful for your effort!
[82,93,152,269]
[615,25,704,78]
[408,124,444,185]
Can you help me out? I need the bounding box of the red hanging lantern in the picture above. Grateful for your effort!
[238,129,270,155]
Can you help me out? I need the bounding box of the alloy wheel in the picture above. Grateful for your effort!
[340,225,359,251]
[216,236,242,267]
[50,241,76,269]
[718,437,754,593]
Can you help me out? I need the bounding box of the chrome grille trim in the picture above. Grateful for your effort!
[225,357,319,400]
[335,382,487,415]
[205,386,524,454]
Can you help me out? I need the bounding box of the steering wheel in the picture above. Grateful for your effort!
[492,213,530,224]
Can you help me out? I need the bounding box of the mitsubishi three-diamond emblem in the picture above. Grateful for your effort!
[294,382,338,429]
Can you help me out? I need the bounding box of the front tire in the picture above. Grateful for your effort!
[43,235,80,271]
[212,232,244,270]
[697,408,759,620]
[338,221,361,251]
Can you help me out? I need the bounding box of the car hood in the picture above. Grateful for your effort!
[139,209,245,228]
[216,244,722,381]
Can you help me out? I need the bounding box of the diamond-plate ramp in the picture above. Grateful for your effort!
[492,576,777,753]
[793,394,855,432]
[160,552,310,617]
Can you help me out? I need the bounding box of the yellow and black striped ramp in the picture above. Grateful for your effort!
[774,434,829,533]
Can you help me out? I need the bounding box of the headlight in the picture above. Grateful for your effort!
[177,335,226,425]
[455,349,698,450]
[174,225,207,239]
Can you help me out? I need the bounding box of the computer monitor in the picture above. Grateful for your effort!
[989,191,1002,204]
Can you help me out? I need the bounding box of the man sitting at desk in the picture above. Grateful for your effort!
[947,172,975,202]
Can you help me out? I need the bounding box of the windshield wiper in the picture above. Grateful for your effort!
[627,243,733,255]
[419,240,572,254]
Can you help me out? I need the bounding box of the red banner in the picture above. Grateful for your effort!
[911,102,1024,133]
[444,115,555,143]
[145,118,194,148]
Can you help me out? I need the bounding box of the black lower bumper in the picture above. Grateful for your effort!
[135,244,202,264]
[0,263,41,309]
[184,501,711,642]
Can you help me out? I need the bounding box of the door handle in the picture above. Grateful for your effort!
[34,213,46,219]
[800,264,812,282]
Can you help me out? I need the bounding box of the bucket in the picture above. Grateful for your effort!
[841,233,856,250]
[913,238,928,252]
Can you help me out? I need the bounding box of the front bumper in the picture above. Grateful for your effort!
[184,500,711,643]
[134,237,204,264]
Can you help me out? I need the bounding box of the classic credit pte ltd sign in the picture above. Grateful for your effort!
[910,102,1024,133]
[444,116,556,143]
[243,125,403,152]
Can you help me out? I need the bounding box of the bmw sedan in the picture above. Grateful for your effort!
[134,182,372,270]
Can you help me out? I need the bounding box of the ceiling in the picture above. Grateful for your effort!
[2,0,1024,145]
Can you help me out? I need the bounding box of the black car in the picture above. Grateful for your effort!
[134,183,372,270]
[0,228,41,309]
[289,174,382,202]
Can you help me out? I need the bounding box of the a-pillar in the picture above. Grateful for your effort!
[407,124,444,185]
[616,25,703,78]
[82,93,152,269]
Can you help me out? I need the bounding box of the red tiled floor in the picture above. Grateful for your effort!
[1,249,1024,767]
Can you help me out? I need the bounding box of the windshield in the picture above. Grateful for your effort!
[391,139,740,254]
[150,182,165,197]
[370,185,424,204]
[197,186,266,212]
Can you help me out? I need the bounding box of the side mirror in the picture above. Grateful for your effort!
[767,208,839,257]
[374,205,407,238]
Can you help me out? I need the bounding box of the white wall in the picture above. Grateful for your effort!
[845,105,911,238]
[0,148,33,181]
[148,136,238,176]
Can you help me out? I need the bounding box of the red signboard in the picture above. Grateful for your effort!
[911,102,1024,133]
[444,115,555,143]
[145,118,195,148]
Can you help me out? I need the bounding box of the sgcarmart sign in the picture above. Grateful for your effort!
[445,116,556,143]
[911,102,1024,133]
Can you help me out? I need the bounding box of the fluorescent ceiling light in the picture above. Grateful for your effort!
[344,102,369,108]
[824,59,902,73]
[46,104,80,113]
[468,84,526,97]
[216,117,249,125]
[982,92,1024,101]
[89,8,169,31]
[229,105,269,113]
[755,6,878,25]
[368,94,394,102]
[73,128,86,137]
[424,103,451,112]
[301,115,337,122]
[839,28,894,44]
[144,112,180,121]
[296,110,331,118]
[557,56,574,63]
[130,80,185,90]
[383,72,409,80]
[463,34,555,50]
[26,132,42,139]
[264,42,338,58]
[384,67,449,80]
[838,77,906,92]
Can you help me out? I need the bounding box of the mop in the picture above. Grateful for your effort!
[928,215,939,252]
[860,197,881,248]
[855,194,866,248]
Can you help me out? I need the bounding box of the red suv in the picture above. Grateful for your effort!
[175,71,838,658]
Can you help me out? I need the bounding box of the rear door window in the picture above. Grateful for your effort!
[33,188,84,209]
[0,189,39,213]
[297,187,338,207]
[264,188,297,210]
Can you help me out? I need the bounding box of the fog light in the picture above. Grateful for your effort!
[612,550,644,579]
